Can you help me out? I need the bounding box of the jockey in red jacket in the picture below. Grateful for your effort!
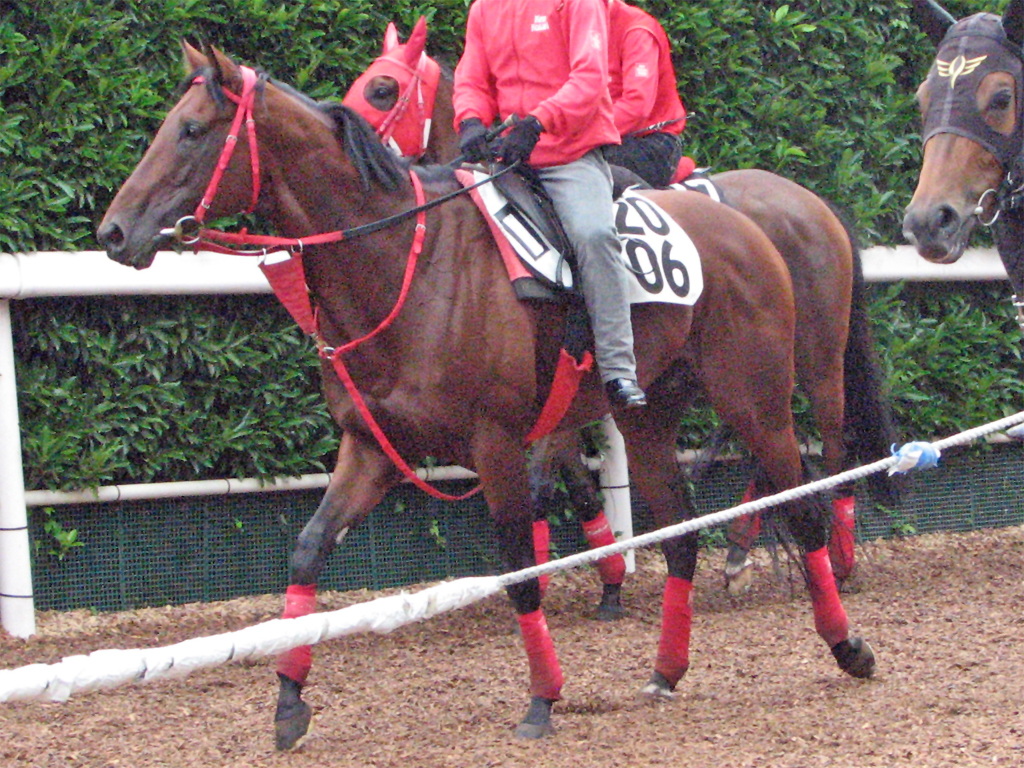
[453,0,646,409]
[605,0,692,187]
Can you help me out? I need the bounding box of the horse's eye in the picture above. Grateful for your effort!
[988,90,1013,112]
[372,85,395,100]
[179,121,206,141]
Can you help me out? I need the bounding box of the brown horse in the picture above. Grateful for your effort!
[97,44,875,750]
[345,19,899,601]
[905,0,1024,329]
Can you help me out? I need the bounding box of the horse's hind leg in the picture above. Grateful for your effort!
[615,409,699,698]
[723,348,859,593]
[778,485,875,678]
[274,433,400,751]
[735,429,875,680]
[704,349,875,681]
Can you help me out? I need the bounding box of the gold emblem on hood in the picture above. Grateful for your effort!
[936,54,988,88]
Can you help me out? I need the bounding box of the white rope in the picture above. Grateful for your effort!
[0,576,503,703]
[2,410,1022,704]
[502,409,1024,587]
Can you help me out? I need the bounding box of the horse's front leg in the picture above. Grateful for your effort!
[475,420,561,738]
[275,433,399,751]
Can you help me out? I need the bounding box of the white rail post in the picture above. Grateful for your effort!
[0,299,35,637]
[598,413,634,573]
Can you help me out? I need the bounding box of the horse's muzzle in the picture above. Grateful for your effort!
[96,220,159,270]
[902,202,973,263]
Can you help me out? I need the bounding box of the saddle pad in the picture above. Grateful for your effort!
[457,169,703,306]
[669,175,723,202]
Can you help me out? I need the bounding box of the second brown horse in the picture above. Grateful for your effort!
[345,18,899,604]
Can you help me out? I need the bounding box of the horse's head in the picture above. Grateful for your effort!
[341,16,442,160]
[904,0,1024,263]
[98,43,265,269]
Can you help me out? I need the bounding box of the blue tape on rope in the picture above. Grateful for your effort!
[887,441,941,475]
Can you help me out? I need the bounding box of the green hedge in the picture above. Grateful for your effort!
[12,296,337,490]
[4,0,1022,491]
[0,0,997,251]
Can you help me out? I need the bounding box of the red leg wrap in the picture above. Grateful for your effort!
[805,547,849,647]
[517,610,563,700]
[276,584,317,684]
[582,513,626,585]
[726,482,761,550]
[655,576,693,687]
[828,495,856,581]
[533,519,551,595]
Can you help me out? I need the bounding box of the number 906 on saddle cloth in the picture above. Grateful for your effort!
[458,169,703,305]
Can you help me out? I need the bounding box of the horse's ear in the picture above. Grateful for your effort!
[181,39,208,75]
[383,22,400,53]
[911,0,956,47]
[208,46,244,92]
[403,16,428,67]
[1004,0,1024,50]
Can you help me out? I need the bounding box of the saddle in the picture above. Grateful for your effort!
[491,164,725,295]
[458,162,709,439]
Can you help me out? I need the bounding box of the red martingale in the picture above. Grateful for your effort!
[183,66,481,502]
[187,64,581,501]
[315,174,483,503]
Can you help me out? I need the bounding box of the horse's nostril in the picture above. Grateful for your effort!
[934,205,960,235]
[97,222,125,249]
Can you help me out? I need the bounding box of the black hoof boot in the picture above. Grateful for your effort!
[596,583,625,621]
[275,674,313,751]
[605,378,647,408]
[831,636,876,679]
[514,696,556,739]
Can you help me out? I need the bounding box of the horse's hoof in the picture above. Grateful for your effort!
[724,557,754,595]
[638,670,676,700]
[514,721,556,739]
[831,636,876,679]
[274,700,313,751]
[596,584,625,621]
[514,696,555,739]
[596,602,625,621]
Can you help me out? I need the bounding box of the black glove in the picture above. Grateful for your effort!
[458,118,490,163]
[499,115,543,166]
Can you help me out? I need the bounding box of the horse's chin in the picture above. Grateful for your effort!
[915,241,967,264]
[130,252,159,270]
[104,240,159,271]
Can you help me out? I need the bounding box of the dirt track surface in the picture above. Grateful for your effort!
[2,527,1023,768]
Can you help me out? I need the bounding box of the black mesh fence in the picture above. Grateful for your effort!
[28,442,1023,612]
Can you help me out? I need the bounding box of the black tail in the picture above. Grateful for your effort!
[838,217,903,507]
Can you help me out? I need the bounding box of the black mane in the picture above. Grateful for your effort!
[319,102,411,193]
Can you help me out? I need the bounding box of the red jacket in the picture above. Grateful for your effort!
[453,0,620,167]
[607,0,686,137]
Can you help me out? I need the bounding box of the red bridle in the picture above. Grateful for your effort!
[161,64,432,257]
[194,67,261,224]
[160,64,481,502]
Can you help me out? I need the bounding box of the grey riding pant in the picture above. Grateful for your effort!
[535,150,638,383]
